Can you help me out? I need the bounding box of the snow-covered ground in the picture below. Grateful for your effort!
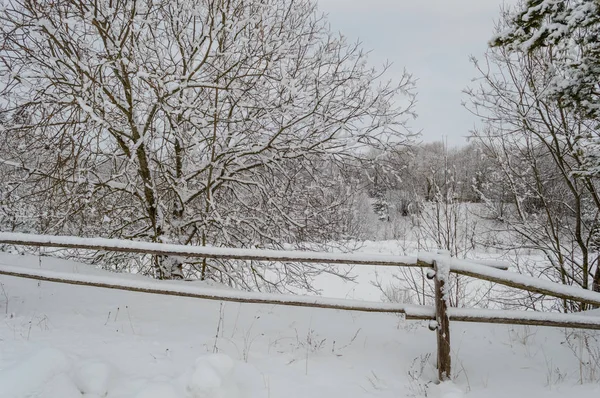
[1,251,599,398]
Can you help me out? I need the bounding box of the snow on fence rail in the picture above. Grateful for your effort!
[1,231,599,319]
[417,254,600,308]
[0,264,436,318]
[0,232,420,267]
[2,232,600,381]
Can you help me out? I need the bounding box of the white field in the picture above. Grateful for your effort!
[1,249,599,398]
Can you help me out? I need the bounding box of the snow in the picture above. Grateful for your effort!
[74,360,114,396]
[182,354,239,398]
[0,231,420,267]
[459,258,509,271]
[0,348,247,398]
[134,383,181,398]
[2,257,598,330]
[432,382,465,398]
[0,348,72,398]
[432,255,600,306]
[9,252,596,329]
[1,252,600,398]
[0,263,435,318]
[448,307,600,328]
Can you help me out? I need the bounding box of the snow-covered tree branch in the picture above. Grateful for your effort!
[0,0,416,289]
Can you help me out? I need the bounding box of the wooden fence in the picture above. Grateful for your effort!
[1,232,600,382]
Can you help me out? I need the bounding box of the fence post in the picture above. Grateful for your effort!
[433,259,451,381]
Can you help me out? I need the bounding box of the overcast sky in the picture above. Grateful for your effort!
[316,0,516,146]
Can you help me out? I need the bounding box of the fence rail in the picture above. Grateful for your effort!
[0,232,421,267]
[0,264,435,318]
[417,256,600,308]
[1,232,600,382]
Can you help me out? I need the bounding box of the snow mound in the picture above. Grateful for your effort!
[74,360,114,396]
[136,354,242,398]
[430,381,464,398]
[0,348,72,398]
[44,373,83,398]
[181,354,239,398]
[0,349,243,398]
[134,382,181,398]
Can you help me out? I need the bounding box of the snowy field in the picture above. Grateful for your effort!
[1,251,600,398]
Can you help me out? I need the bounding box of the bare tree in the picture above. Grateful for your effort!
[0,0,416,290]
[466,21,600,310]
